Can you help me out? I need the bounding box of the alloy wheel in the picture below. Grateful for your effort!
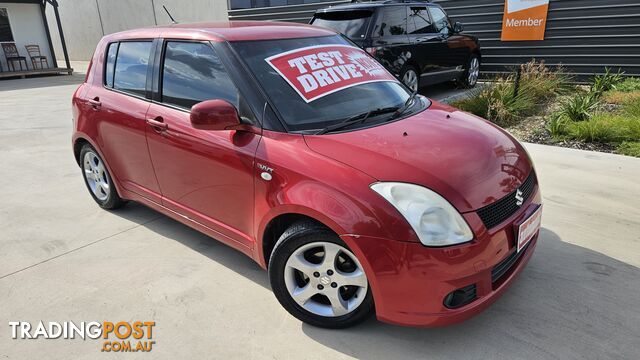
[468,57,480,86]
[402,69,418,92]
[284,241,368,317]
[83,151,110,201]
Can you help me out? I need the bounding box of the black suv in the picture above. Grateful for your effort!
[310,0,481,91]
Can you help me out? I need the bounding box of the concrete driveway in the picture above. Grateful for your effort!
[1,67,639,359]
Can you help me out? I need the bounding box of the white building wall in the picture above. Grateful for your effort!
[0,2,53,71]
[46,0,229,61]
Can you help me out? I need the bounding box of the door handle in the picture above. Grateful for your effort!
[146,116,168,131]
[88,97,101,110]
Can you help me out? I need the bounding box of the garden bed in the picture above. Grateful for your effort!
[451,63,640,158]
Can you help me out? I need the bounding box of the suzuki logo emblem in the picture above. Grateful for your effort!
[515,189,524,206]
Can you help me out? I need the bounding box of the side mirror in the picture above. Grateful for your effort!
[190,99,241,131]
[453,22,464,33]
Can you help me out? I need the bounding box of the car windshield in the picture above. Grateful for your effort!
[231,35,426,132]
[312,10,373,39]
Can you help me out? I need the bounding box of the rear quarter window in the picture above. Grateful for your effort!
[104,42,118,87]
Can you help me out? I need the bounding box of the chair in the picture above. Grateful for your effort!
[1,42,28,71]
[25,45,49,70]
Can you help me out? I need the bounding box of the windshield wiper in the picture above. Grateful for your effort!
[390,90,420,120]
[315,106,400,135]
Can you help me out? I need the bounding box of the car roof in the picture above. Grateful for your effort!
[102,21,338,43]
[315,0,439,12]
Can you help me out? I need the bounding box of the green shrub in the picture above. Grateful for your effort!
[564,113,640,144]
[624,97,640,118]
[453,60,566,127]
[557,92,600,122]
[617,142,640,157]
[602,90,640,105]
[615,77,640,92]
[486,80,537,127]
[567,118,619,143]
[517,61,572,100]
[452,88,491,118]
[546,115,570,138]
[591,68,625,96]
[453,78,536,127]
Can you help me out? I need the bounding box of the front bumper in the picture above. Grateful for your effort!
[341,187,541,327]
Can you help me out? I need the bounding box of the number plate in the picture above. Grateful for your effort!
[517,205,542,253]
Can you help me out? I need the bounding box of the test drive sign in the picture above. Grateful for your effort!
[501,0,550,41]
[265,45,398,102]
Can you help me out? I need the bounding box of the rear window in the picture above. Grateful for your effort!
[312,10,373,39]
[112,41,152,96]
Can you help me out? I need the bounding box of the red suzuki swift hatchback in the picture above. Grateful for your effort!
[72,22,542,328]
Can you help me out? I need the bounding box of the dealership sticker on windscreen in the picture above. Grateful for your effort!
[265,45,399,102]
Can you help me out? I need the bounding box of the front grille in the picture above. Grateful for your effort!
[477,171,536,229]
[491,243,530,284]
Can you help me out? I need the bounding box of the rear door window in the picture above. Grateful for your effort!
[407,7,434,34]
[312,10,373,39]
[160,41,238,109]
[113,41,152,96]
[374,6,407,36]
[373,6,408,37]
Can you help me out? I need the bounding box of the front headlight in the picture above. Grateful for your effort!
[371,182,474,247]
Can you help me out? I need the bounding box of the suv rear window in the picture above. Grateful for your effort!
[312,10,373,39]
[112,41,152,96]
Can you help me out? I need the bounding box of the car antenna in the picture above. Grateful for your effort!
[163,5,178,24]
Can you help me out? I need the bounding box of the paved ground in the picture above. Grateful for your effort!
[1,65,639,359]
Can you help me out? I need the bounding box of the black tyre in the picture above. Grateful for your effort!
[400,65,419,92]
[459,54,480,88]
[269,221,374,329]
[79,144,126,210]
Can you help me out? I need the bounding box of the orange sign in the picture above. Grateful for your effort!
[501,0,550,41]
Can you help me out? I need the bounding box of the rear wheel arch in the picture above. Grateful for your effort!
[402,58,421,78]
[73,136,126,200]
[73,138,90,166]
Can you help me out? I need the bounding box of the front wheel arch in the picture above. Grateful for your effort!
[268,220,375,328]
[260,212,339,269]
